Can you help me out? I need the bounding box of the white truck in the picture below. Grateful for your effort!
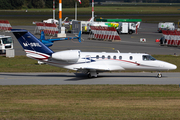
[158,22,175,33]
[117,22,136,34]
[87,22,136,34]
[0,35,13,54]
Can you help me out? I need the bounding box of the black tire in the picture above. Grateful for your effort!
[129,30,132,34]
[157,73,162,78]
[88,73,91,78]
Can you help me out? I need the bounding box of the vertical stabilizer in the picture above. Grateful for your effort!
[11,29,54,60]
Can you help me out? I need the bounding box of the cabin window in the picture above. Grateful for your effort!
[96,55,99,59]
[102,55,105,59]
[108,55,111,59]
[142,55,156,61]
[113,56,116,59]
[119,56,122,60]
[130,56,133,60]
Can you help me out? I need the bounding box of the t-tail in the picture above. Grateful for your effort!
[11,29,54,61]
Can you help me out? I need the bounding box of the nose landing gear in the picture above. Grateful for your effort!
[157,72,162,78]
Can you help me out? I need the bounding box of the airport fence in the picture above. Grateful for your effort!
[89,26,121,41]
[161,30,180,46]
[34,22,58,36]
[0,20,12,32]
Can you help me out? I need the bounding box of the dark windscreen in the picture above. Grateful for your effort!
[2,37,12,44]
[142,55,156,61]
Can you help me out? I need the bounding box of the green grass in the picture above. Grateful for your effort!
[0,5,180,25]
[2,6,180,14]
[152,55,179,72]
[0,56,71,72]
[0,55,179,72]
[0,85,180,119]
[102,2,180,6]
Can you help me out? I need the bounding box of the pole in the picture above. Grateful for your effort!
[53,0,55,20]
[59,0,62,33]
[75,2,77,20]
[92,0,94,21]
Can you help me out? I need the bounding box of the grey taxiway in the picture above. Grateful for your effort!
[0,72,180,85]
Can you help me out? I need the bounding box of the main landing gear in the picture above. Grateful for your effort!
[157,72,162,78]
[87,71,98,78]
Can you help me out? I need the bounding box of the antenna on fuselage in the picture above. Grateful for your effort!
[117,50,120,53]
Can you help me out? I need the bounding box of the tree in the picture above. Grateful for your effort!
[45,0,52,8]
[32,0,45,8]
[0,0,11,9]
[0,0,24,9]
[11,0,24,9]
[62,0,89,8]
[79,0,90,7]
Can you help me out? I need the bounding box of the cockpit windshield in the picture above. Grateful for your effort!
[2,37,12,44]
[131,23,136,27]
[142,55,156,61]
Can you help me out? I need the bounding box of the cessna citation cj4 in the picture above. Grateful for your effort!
[11,29,177,78]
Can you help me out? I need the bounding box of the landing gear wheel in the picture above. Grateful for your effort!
[87,71,98,78]
[88,73,92,78]
[157,73,162,78]
[129,30,133,34]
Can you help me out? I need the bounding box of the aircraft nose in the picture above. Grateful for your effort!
[165,63,177,70]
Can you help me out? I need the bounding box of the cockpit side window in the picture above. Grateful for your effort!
[143,55,156,61]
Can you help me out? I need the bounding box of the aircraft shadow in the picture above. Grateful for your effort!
[65,73,166,81]
[0,73,167,81]
[0,73,74,77]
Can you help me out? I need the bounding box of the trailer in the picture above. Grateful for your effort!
[158,22,175,33]
[0,35,13,54]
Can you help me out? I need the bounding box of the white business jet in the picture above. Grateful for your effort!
[11,29,177,78]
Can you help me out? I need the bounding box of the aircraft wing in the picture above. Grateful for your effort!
[76,67,110,72]
[71,62,125,72]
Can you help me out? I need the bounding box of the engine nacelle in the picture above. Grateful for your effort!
[52,50,81,63]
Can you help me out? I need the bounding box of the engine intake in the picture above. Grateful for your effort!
[52,50,81,63]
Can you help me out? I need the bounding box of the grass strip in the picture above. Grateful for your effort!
[0,56,70,72]
[1,6,180,15]
[0,85,180,119]
[0,6,180,25]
